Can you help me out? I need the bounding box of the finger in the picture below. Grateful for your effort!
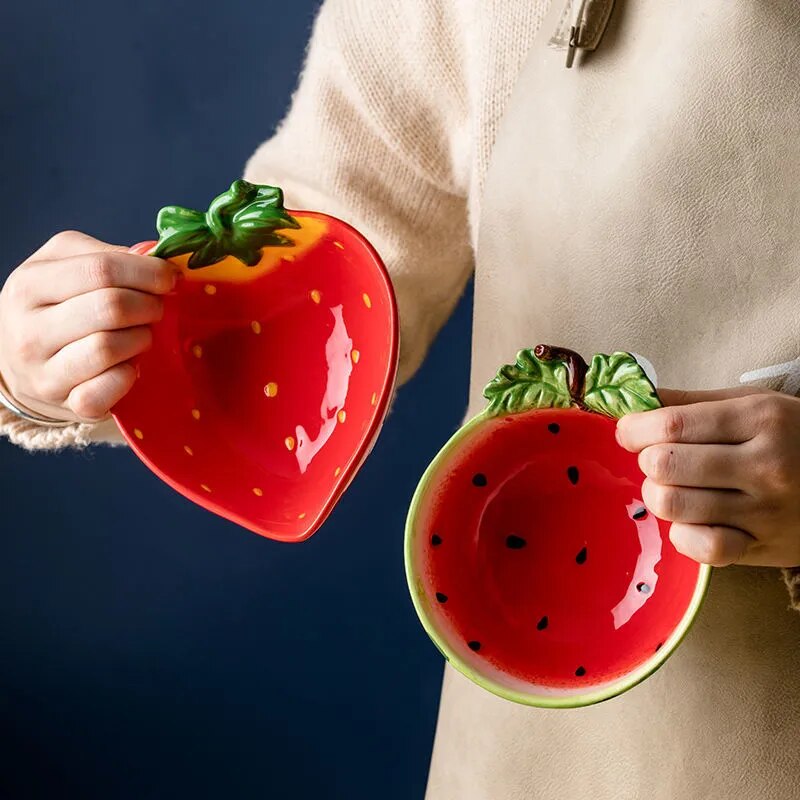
[669,522,754,567]
[37,288,164,355]
[657,386,768,406]
[641,478,751,526]
[638,443,750,491]
[21,251,177,306]
[617,397,758,451]
[28,230,129,261]
[50,326,152,388]
[67,361,138,421]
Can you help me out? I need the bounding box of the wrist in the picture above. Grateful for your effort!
[0,367,73,427]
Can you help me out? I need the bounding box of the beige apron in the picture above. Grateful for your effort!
[427,1,800,798]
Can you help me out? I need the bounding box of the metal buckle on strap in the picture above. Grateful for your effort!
[566,21,582,69]
[550,0,617,69]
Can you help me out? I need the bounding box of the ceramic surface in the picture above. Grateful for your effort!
[405,348,711,707]
[113,182,398,542]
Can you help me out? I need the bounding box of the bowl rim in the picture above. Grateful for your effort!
[404,409,713,709]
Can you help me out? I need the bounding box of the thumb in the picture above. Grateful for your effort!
[30,230,131,262]
[657,385,769,407]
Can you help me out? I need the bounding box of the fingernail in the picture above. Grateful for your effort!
[167,270,183,292]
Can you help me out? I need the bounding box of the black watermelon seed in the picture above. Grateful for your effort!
[472,473,488,487]
[468,641,481,652]
[576,546,588,565]
[537,616,549,631]
[548,423,560,434]
[633,507,648,520]
[636,582,651,594]
[435,592,448,603]
[655,642,663,652]
[575,666,586,677]
[431,534,442,546]
[567,466,579,485]
[506,534,527,549]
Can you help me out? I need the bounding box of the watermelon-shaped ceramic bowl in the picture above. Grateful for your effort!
[405,346,711,708]
[113,180,398,542]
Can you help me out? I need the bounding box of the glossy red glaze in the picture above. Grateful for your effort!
[113,211,398,541]
[411,408,702,690]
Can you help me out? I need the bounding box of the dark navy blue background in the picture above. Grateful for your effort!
[0,2,472,796]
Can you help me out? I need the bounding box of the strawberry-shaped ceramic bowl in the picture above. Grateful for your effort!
[113,180,398,541]
[405,346,711,708]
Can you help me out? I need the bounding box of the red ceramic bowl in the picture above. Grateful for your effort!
[406,406,710,708]
[113,210,398,542]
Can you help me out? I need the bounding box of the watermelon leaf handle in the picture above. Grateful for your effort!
[583,352,662,417]
[151,180,301,269]
[483,348,572,416]
[534,344,588,403]
[483,345,661,419]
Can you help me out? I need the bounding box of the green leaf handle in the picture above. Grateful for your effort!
[483,345,661,419]
[483,349,572,416]
[151,180,301,269]
[583,352,661,417]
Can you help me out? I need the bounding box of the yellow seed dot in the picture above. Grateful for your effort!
[285,436,296,451]
[253,487,263,497]
[337,409,347,424]
[310,290,321,304]
[133,428,144,440]
[184,445,194,456]
[351,349,360,364]
[264,382,279,398]
[204,284,217,295]
[201,483,211,493]
[334,467,342,477]
[191,408,201,420]
[251,320,262,334]
[371,392,377,406]
[298,512,307,520]
[362,293,372,309]
[333,241,344,250]
[192,344,203,358]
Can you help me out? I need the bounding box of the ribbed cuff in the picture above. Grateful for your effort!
[0,406,126,451]
[782,567,800,612]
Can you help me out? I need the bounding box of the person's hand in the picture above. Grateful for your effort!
[0,231,178,423]
[616,386,800,569]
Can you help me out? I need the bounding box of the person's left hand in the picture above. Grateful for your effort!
[615,386,800,569]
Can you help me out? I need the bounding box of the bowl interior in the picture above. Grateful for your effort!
[113,214,397,541]
[407,408,708,706]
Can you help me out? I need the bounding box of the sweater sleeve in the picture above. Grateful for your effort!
[244,0,474,384]
[1,0,474,452]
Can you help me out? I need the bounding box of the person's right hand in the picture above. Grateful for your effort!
[0,230,178,423]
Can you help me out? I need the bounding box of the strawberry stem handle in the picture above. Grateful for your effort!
[534,344,588,405]
[151,180,300,269]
